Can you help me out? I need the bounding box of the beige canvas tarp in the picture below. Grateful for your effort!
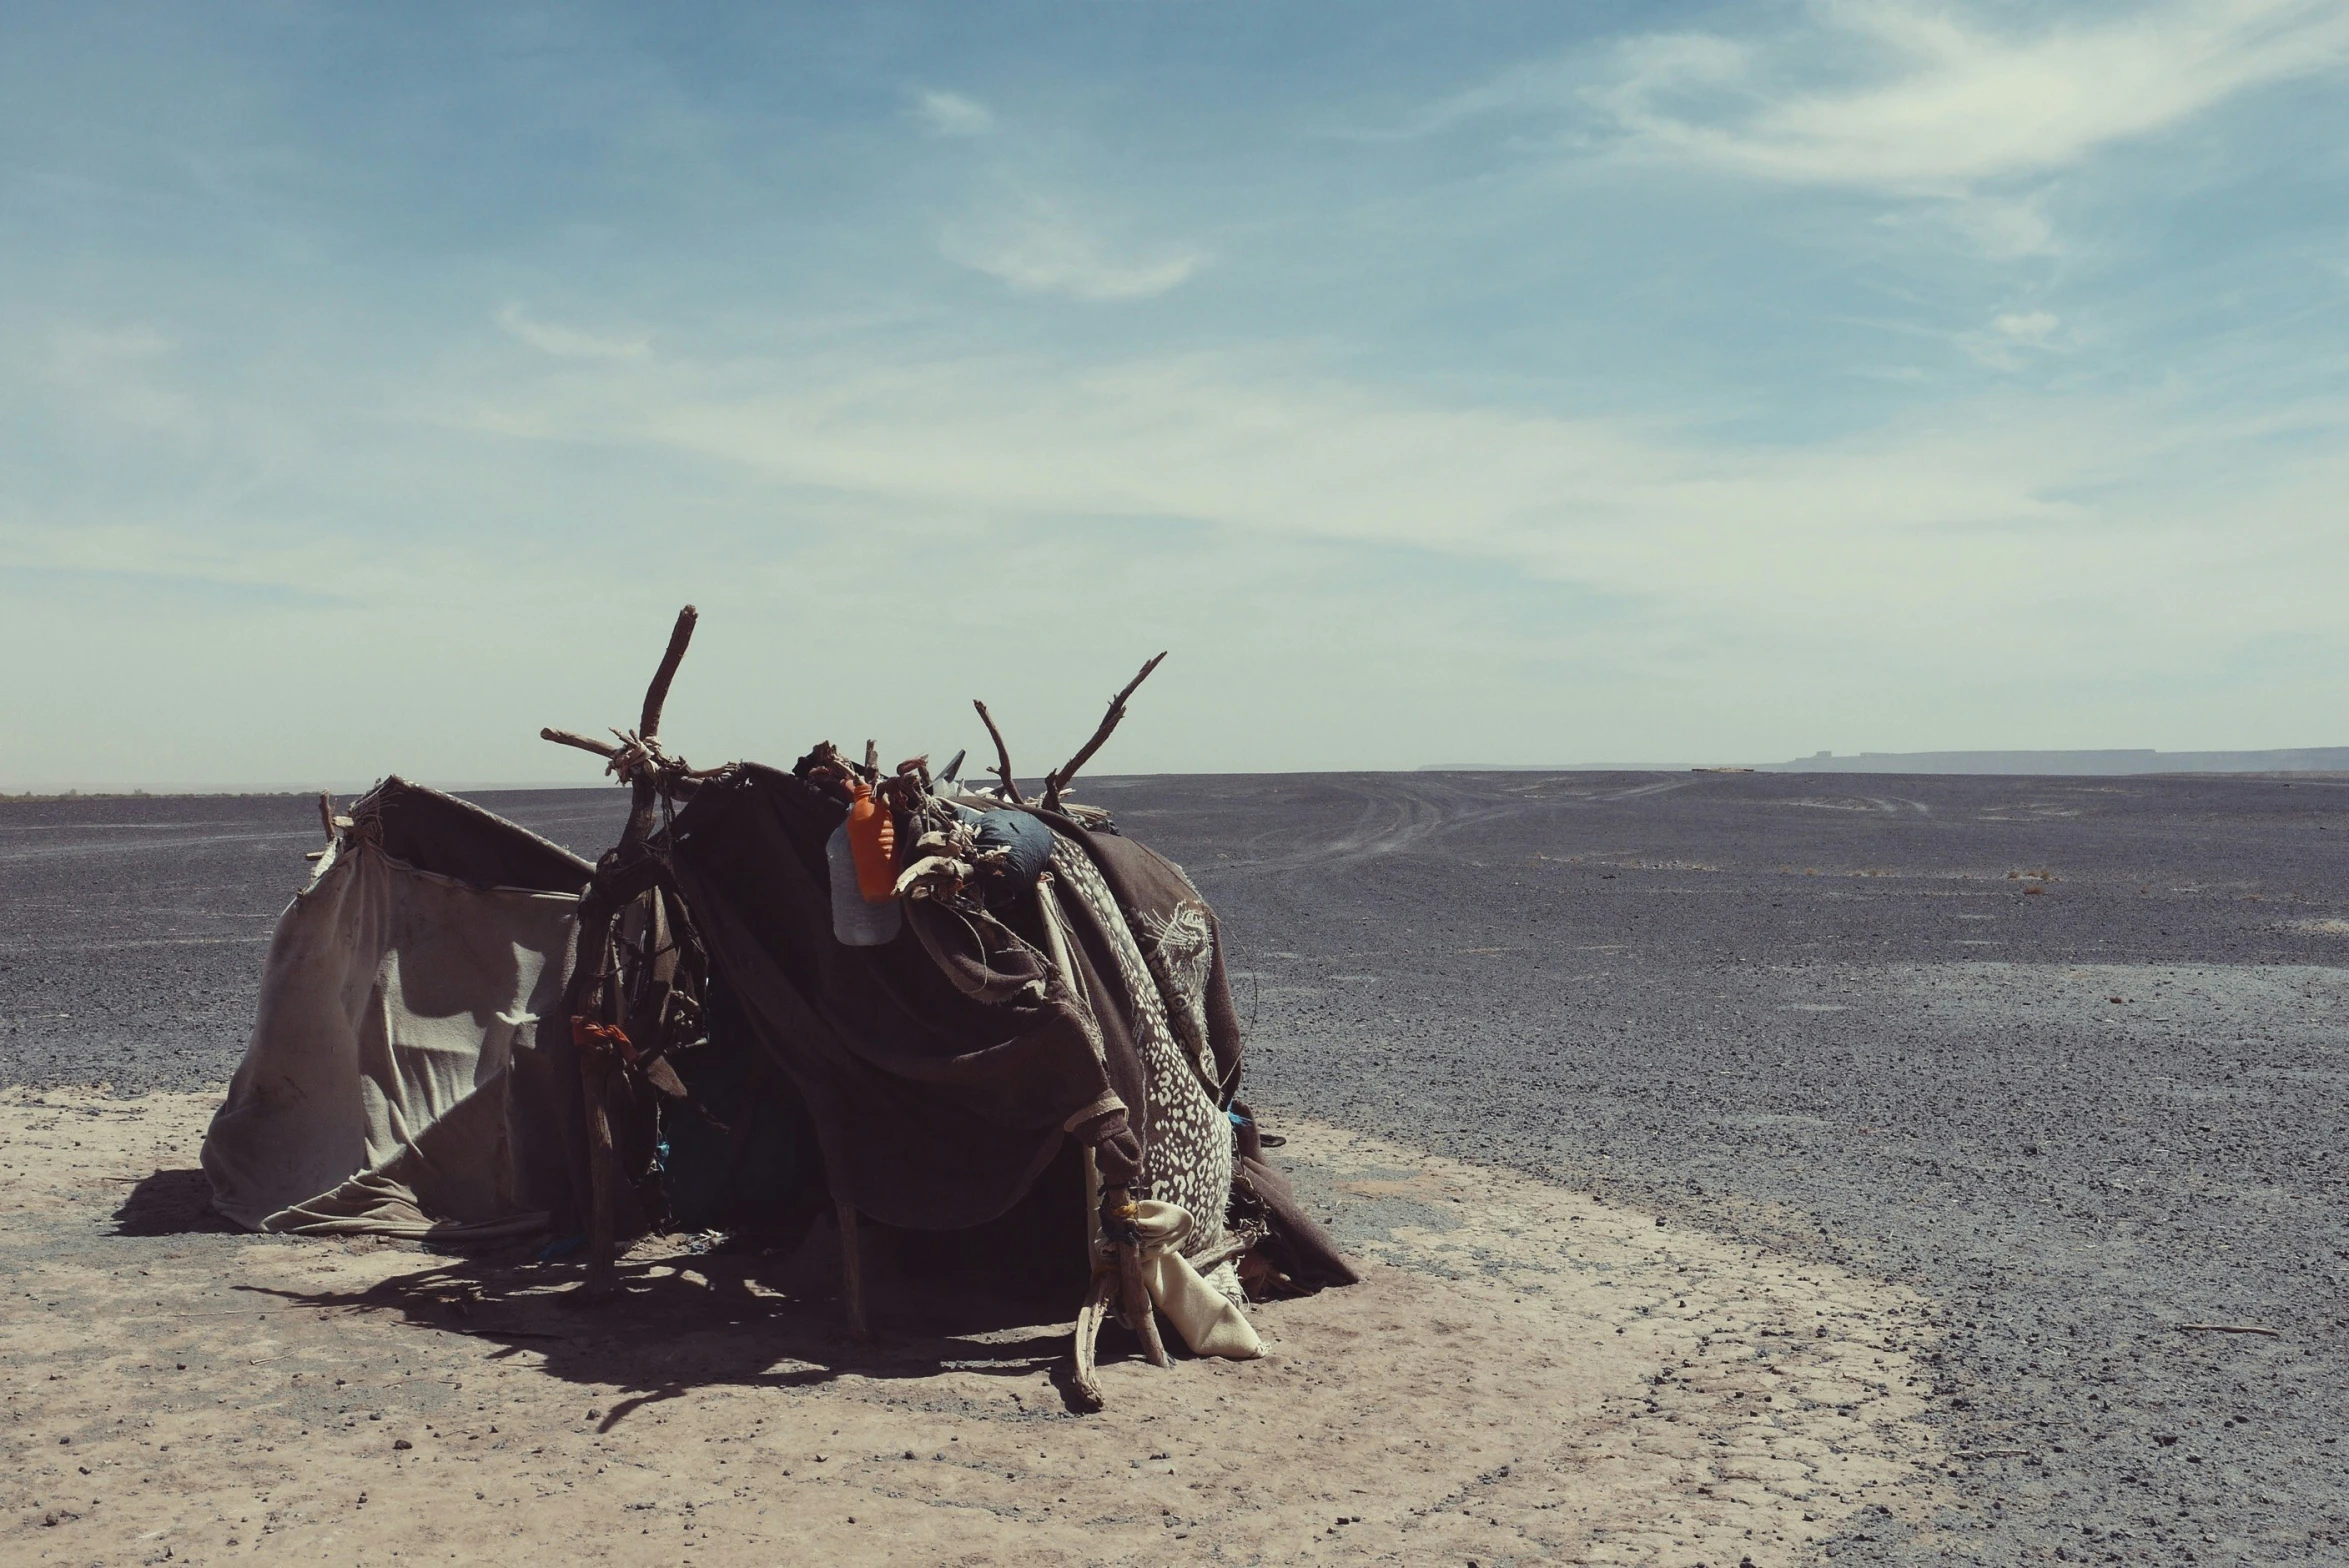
[202,814,582,1241]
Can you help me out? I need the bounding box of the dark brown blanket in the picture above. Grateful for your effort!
[665,766,1106,1229]
[660,764,1351,1286]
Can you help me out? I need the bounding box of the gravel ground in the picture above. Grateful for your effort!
[4,769,2346,1564]
[0,1094,1937,1567]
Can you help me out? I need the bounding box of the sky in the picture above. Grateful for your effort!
[4,1,2347,788]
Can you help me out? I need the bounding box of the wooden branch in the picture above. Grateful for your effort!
[1069,1268,1116,1411]
[973,699,1024,804]
[1183,1235,1253,1274]
[639,605,698,745]
[837,1199,871,1342]
[622,606,698,848]
[1044,652,1166,811]
[541,726,622,760]
[1118,1236,1170,1369]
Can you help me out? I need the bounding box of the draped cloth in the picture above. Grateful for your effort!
[202,779,586,1239]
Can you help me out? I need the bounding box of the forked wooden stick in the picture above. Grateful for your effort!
[972,699,1024,804]
[1043,652,1165,811]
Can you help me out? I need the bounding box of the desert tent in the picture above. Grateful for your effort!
[201,607,1350,1404]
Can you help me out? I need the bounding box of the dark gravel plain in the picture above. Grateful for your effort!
[5,768,2347,1565]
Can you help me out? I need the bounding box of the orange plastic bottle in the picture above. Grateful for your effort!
[844,781,898,903]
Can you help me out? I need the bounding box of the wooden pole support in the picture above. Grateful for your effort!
[1119,1241,1170,1368]
[1101,1183,1169,1369]
[1069,1268,1117,1410]
[837,1198,871,1342]
[579,1042,619,1302]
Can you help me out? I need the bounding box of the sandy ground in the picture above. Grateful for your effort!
[1,1087,1940,1566]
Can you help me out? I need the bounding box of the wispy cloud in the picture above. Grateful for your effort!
[495,304,651,360]
[1993,310,2061,345]
[1951,307,2070,368]
[401,337,2349,772]
[1590,0,2349,191]
[916,89,996,137]
[941,196,1207,301]
[35,324,203,435]
[0,564,341,611]
[476,345,2271,606]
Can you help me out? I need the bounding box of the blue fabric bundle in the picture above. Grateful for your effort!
[957,804,1057,893]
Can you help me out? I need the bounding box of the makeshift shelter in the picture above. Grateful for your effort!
[202,607,1351,1405]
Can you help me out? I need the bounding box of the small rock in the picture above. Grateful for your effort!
[392,1439,412,1451]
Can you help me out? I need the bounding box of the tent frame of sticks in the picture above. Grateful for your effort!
[210,605,1350,1411]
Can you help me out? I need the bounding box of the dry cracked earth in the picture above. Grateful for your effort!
[2,768,2345,1566]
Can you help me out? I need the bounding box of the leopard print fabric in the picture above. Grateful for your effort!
[1134,892,1220,1093]
[1050,837,1232,1264]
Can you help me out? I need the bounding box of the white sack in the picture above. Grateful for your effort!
[1128,1199,1264,1360]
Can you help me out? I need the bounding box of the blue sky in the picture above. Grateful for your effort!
[5,1,2347,786]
